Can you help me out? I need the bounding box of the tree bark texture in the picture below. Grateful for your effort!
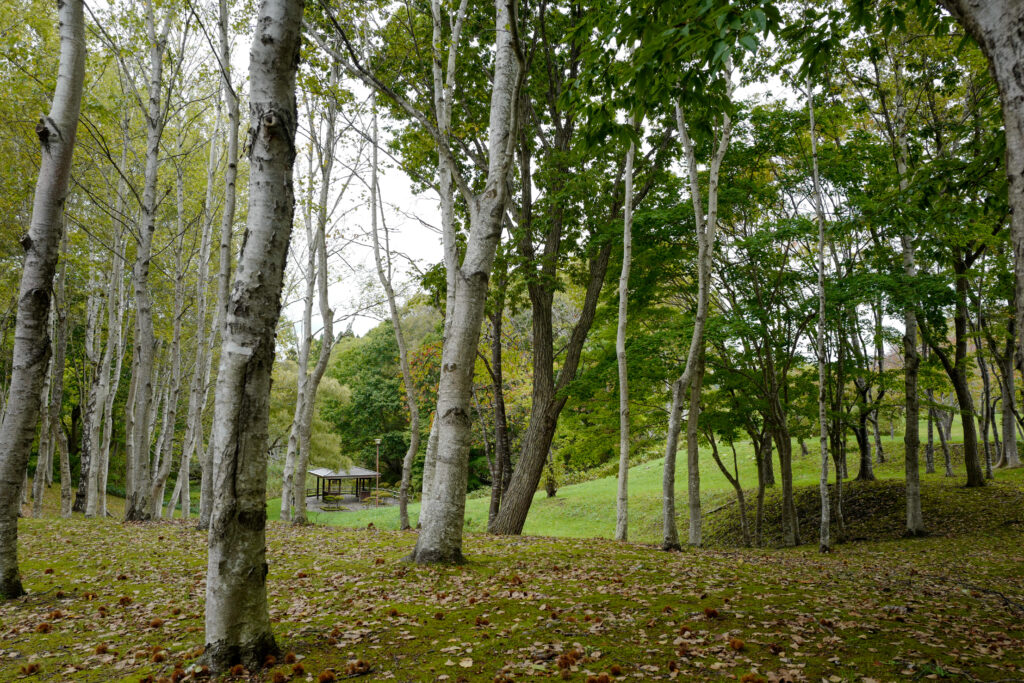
[0,0,85,599]
[203,0,303,670]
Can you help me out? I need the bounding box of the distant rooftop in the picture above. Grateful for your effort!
[309,466,379,479]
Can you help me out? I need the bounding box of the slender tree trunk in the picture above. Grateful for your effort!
[936,399,955,476]
[713,437,750,547]
[998,353,1020,467]
[287,73,342,527]
[51,239,69,520]
[661,379,683,551]
[149,191,186,519]
[199,0,241,531]
[171,107,220,520]
[924,343,936,474]
[484,310,511,532]
[0,0,85,598]
[369,106,420,531]
[974,328,995,479]
[31,312,54,519]
[897,106,924,532]
[125,4,171,522]
[203,0,302,670]
[659,73,734,550]
[614,119,637,543]
[685,350,705,546]
[74,282,101,513]
[808,79,831,552]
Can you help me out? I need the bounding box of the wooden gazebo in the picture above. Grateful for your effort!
[308,466,380,502]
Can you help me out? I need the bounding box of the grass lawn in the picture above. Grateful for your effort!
[269,415,1021,544]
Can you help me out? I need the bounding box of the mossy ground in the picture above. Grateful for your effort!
[4,468,1024,682]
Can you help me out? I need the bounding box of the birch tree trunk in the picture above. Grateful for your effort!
[170,103,221,520]
[414,0,469,533]
[199,0,241,530]
[662,69,734,550]
[407,0,520,564]
[685,350,705,546]
[286,96,339,527]
[73,279,101,512]
[369,105,420,531]
[88,123,130,517]
[0,0,84,598]
[808,80,831,552]
[614,121,638,543]
[149,156,187,518]
[203,0,303,669]
[125,3,171,522]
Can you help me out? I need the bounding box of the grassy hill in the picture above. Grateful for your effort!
[270,418,1024,545]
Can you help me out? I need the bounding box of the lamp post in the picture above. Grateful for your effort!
[374,438,381,506]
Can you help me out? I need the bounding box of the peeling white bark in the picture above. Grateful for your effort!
[0,0,85,598]
[203,0,303,669]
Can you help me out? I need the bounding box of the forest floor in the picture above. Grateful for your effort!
[4,474,1024,682]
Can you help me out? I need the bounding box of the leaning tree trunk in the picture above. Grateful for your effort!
[0,0,85,599]
[199,0,241,531]
[662,73,734,549]
[614,119,637,543]
[659,77,733,550]
[808,78,831,552]
[369,104,420,531]
[203,0,303,670]
[407,0,520,565]
[287,86,340,527]
[414,0,468,534]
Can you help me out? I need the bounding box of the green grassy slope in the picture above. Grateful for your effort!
[269,416,1024,544]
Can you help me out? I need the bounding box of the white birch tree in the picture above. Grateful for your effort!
[0,0,85,598]
[614,117,639,543]
[203,0,303,669]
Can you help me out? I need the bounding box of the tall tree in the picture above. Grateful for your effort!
[808,79,832,552]
[368,104,421,531]
[124,1,175,521]
[614,115,639,542]
[203,0,303,669]
[0,0,85,598]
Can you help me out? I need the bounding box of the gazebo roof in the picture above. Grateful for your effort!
[309,466,379,480]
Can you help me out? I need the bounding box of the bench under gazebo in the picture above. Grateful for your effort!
[308,466,380,505]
